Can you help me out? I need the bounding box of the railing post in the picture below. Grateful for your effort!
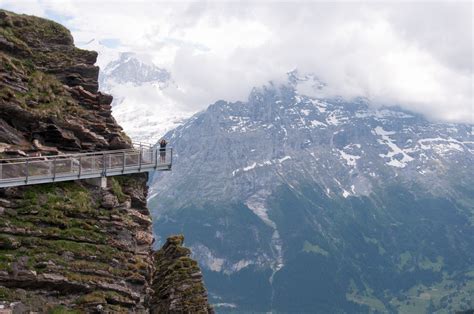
[102,154,106,176]
[25,159,29,184]
[122,151,126,173]
[170,148,173,166]
[53,158,56,181]
[138,148,142,171]
[78,156,82,178]
[154,147,158,168]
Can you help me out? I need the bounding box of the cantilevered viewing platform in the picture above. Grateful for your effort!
[0,143,172,188]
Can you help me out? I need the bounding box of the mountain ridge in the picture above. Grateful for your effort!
[98,52,192,144]
[150,76,474,312]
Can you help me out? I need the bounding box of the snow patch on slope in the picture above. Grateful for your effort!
[191,243,225,272]
[245,191,284,276]
[232,156,292,176]
[374,126,414,168]
[339,150,360,167]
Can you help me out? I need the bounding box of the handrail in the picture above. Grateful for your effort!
[0,142,153,163]
[0,145,172,188]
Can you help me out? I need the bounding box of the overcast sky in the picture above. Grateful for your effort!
[1,0,472,123]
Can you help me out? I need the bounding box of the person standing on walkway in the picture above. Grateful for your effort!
[159,139,168,163]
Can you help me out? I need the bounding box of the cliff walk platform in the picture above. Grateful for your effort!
[0,143,172,188]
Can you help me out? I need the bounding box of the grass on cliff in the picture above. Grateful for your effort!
[110,177,127,203]
[0,51,87,121]
[0,183,108,244]
[47,306,81,314]
[0,10,96,70]
[0,9,73,46]
[0,51,27,73]
[0,179,151,287]
[0,25,31,55]
[75,290,135,307]
[22,71,85,118]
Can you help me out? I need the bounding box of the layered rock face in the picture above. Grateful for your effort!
[0,10,129,154]
[150,235,213,314]
[0,176,153,312]
[0,10,211,313]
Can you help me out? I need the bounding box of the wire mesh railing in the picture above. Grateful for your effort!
[0,145,172,188]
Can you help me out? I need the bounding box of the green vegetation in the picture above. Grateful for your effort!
[0,52,27,73]
[114,174,144,190]
[302,240,329,256]
[20,71,82,118]
[466,271,474,278]
[0,183,108,243]
[346,292,387,312]
[0,286,14,299]
[0,9,99,72]
[345,279,387,312]
[0,52,83,119]
[151,235,210,311]
[0,9,72,49]
[398,251,412,270]
[76,290,134,307]
[110,177,127,203]
[419,256,444,272]
[0,26,31,55]
[47,306,81,314]
[389,272,474,313]
[0,180,146,278]
[0,11,90,123]
[363,235,386,255]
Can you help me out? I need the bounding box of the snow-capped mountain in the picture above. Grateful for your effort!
[99,52,194,143]
[100,52,171,89]
[149,73,474,312]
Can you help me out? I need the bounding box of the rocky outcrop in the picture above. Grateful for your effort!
[0,176,153,312]
[0,10,211,313]
[150,235,214,314]
[0,9,129,156]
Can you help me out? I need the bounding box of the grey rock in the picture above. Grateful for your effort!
[101,191,119,209]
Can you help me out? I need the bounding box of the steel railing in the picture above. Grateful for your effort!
[0,144,172,188]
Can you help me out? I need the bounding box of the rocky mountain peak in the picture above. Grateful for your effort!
[150,78,474,312]
[100,52,170,89]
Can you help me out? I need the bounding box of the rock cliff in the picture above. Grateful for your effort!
[0,10,211,313]
[150,235,214,314]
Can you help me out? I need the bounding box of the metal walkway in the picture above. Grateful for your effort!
[0,143,172,188]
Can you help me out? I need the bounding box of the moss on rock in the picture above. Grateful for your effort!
[150,235,213,313]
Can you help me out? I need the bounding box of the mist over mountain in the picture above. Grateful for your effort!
[98,52,193,143]
[149,72,474,312]
[99,52,171,89]
[0,2,472,313]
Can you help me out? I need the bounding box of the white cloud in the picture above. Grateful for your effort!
[1,1,472,123]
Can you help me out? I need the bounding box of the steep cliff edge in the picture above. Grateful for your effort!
[150,235,213,313]
[0,10,211,313]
